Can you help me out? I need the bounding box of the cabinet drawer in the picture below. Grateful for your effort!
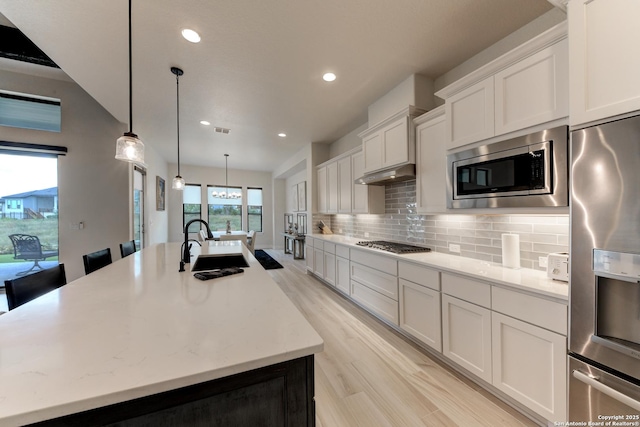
[441,273,491,308]
[306,237,314,248]
[350,262,398,301]
[351,280,398,325]
[350,248,397,275]
[336,244,349,259]
[492,287,567,335]
[398,261,440,291]
[323,242,336,254]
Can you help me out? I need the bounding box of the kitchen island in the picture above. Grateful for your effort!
[0,242,323,426]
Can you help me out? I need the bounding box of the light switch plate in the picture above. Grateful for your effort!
[539,256,548,268]
[449,243,461,253]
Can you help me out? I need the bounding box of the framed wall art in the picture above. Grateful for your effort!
[156,176,165,211]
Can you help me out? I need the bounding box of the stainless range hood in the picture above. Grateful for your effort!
[354,164,416,185]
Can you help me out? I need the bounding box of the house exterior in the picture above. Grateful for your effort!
[0,187,57,219]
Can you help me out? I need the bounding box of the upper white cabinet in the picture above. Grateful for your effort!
[316,148,384,214]
[358,106,425,173]
[569,0,640,126]
[436,22,568,150]
[444,77,495,149]
[415,106,447,214]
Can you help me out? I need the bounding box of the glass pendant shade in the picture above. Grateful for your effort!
[115,132,145,165]
[172,175,185,190]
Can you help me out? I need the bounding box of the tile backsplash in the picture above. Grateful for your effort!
[313,181,569,271]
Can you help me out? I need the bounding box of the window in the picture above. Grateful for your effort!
[183,184,201,233]
[247,187,263,232]
[208,186,242,231]
[0,90,61,132]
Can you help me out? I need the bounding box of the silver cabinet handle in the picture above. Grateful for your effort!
[573,370,640,412]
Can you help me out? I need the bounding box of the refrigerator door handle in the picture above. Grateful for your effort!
[573,369,640,412]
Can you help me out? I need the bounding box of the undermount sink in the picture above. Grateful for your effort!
[192,254,250,272]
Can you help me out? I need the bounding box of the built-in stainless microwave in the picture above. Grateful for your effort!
[446,125,568,209]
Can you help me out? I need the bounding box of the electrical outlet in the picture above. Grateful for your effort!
[338,229,343,234]
[364,232,370,238]
[449,243,461,253]
[539,256,548,268]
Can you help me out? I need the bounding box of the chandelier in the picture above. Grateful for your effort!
[211,154,242,199]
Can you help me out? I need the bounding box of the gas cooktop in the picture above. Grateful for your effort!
[355,240,431,254]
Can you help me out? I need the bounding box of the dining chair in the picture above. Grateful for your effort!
[219,233,248,245]
[199,230,208,242]
[246,230,256,254]
[4,264,67,310]
[119,240,136,258]
[83,248,112,274]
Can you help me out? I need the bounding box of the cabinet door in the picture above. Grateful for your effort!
[492,312,567,421]
[351,151,369,213]
[363,132,383,173]
[495,39,568,135]
[442,294,492,383]
[324,252,336,286]
[445,77,494,150]
[416,113,446,214]
[326,162,338,214]
[382,116,410,168]
[313,247,324,277]
[336,256,350,295]
[305,238,314,271]
[569,0,640,126]
[316,167,327,213]
[399,279,442,352]
[337,156,352,213]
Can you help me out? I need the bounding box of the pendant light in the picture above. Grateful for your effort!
[171,66,185,190]
[115,0,146,166]
[211,154,241,199]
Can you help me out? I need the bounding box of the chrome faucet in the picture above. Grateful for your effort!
[180,219,212,271]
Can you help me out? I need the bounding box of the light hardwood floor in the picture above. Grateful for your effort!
[263,249,539,427]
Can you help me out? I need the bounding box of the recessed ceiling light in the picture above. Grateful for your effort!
[278,133,287,137]
[181,29,201,43]
[323,72,337,82]
[200,120,210,126]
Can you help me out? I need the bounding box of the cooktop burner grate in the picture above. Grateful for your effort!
[355,240,431,254]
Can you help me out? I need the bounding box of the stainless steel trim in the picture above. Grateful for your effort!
[446,125,568,209]
[355,163,415,186]
[573,369,640,412]
[591,335,640,361]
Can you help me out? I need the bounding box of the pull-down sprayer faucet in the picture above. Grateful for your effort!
[180,219,213,271]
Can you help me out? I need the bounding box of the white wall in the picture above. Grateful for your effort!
[0,67,169,280]
[167,163,274,249]
[141,142,169,247]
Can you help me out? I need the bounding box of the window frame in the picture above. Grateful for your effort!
[246,187,263,233]
[182,184,202,233]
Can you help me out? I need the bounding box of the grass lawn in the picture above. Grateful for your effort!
[0,218,59,256]
[0,253,59,264]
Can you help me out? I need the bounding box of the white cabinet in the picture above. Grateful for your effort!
[437,23,568,150]
[569,0,640,126]
[337,156,352,213]
[445,77,495,150]
[313,246,324,277]
[316,167,327,213]
[495,39,568,135]
[358,107,423,173]
[442,294,492,383]
[415,106,446,214]
[323,242,336,286]
[351,151,385,214]
[492,312,567,422]
[326,162,338,214]
[305,237,314,271]
[336,252,350,295]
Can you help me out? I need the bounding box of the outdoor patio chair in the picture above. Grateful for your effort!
[8,234,59,276]
[4,263,66,310]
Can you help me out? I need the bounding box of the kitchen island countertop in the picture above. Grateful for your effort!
[0,242,323,426]
[309,233,568,302]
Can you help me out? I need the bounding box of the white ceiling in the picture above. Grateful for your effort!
[0,0,554,172]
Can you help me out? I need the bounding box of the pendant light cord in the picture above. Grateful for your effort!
[176,73,181,176]
[128,0,133,133]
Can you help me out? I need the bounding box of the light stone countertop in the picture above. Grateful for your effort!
[0,242,323,426]
[309,233,568,302]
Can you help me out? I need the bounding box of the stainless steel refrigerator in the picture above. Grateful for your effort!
[570,114,640,420]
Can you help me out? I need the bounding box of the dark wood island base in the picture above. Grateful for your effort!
[29,355,315,427]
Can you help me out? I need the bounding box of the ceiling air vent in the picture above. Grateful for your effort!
[214,127,230,134]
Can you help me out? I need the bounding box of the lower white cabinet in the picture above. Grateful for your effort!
[399,278,441,352]
[313,247,324,278]
[350,280,398,324]
[492,312,567,421]
[324,252,336,286]
[305,238,314,271]
[336,256,350,295]
[442,294,492,383]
